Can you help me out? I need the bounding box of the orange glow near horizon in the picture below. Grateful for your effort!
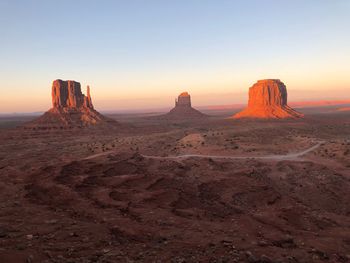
[1,74,349,113]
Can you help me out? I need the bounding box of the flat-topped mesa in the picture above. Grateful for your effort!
[233,79,303,119]
[248,79,287,107]
[52,79,93,109]
[175,92,191,107]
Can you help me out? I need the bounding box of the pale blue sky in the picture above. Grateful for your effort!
[0,0,349,112]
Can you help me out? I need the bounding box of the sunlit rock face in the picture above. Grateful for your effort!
[175,92,191,107]
[24,80,117,129]
[248,79,287,108]
[233,79,303,119]
[164,91,206,119]
[52,80,93,109]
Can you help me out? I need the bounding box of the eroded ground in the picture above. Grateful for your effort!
[0,113,350,263]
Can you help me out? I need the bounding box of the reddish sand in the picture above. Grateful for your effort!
[0,112,349,262]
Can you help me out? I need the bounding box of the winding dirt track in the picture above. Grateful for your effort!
[141,141,323,161]
[84,141,324,161]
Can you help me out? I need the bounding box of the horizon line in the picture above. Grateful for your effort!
[1,99,350,116]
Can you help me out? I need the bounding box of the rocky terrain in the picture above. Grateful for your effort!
[161,92,207,120]
[234,80,303,119]
[0,111,349,262]
[25,80,117,130]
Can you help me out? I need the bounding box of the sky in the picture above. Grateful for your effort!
[0,0,349,113]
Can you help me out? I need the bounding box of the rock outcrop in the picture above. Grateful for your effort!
[25,80,117,129]
[175,92,192,107]
[51,80,93,109]
[163,92,207,120]
[233,79,303,119]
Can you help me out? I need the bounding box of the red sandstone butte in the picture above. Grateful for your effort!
[25,80,117,129]
[52,80,93,109]
[164,92,206,119]
[233,79,303,119]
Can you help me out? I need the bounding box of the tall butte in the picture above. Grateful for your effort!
[164,92,206,119]
[233,79,303,119]
[26,79,117,129]
[51,80,93,109]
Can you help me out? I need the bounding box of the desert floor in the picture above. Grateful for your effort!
[0,111,350,263]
